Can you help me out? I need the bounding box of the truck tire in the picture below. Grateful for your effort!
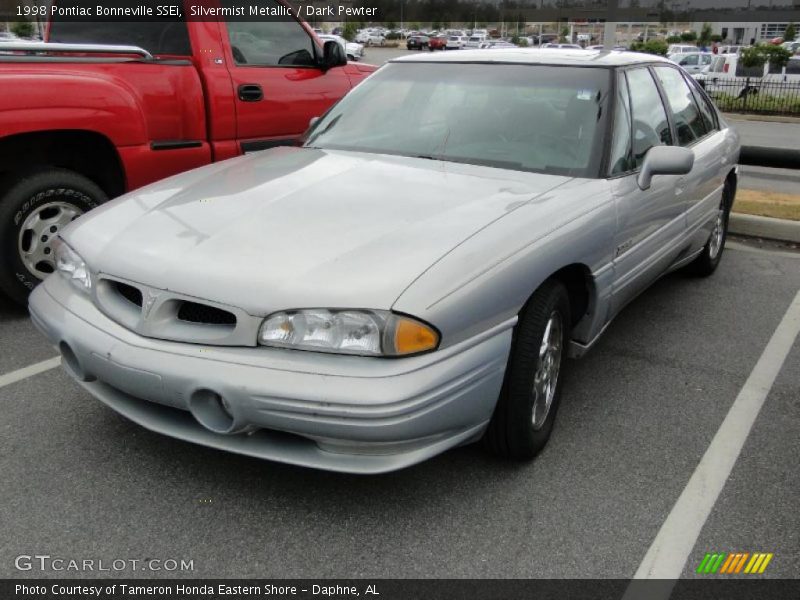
[0,168,106,305]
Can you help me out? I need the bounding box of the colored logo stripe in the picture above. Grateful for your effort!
[698,552,773,574]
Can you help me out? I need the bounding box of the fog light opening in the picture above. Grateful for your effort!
[59,342,94,382]
[189,389,239,434]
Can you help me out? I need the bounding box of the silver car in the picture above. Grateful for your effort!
[30,50,740,474]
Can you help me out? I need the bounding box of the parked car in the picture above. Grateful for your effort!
[0,31,19,42]
[479,41,518,50]
[406,35,430,50]
[542,43,583,49]
[319,34,365,62]
[667,44,699,55]
[0,5,377,305]
[465,35,488,48]
[30,49,740,474]
[428,35,448,51]
[669,51,714,74]
[588,45,628,51]
[356,31,385,46]
[781,40,800,55]
[446,36,464,50]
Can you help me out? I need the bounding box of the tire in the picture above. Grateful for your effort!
[484,280,571,460]
[683,178,734,277]
[0,167,106,305]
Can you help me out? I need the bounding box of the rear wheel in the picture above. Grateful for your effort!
[0,168,106,305]
[684,178,734,277]
[484,280,570,459]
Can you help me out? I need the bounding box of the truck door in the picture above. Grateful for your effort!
[218,2,352,153]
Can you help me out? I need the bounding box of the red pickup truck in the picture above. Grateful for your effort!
[0,3,376,304]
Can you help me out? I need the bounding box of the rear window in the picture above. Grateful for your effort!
[48,20,191,56]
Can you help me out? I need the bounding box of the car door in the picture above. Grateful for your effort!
[678,54,700,73]
[652,65,728,254]
[218,0,351,152]
[608,67,687,316]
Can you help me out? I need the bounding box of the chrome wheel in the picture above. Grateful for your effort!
[18,201,82,278]
[708,209,725,260]
[532,311,563,430]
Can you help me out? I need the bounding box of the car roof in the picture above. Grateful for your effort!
[390,48,673,67]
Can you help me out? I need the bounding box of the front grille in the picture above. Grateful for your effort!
[114,281,143,307]
[177,301,236,326]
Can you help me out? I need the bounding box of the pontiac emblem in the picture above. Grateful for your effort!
[142,289,160,318]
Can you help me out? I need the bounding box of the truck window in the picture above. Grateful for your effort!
[223,1,316,67]
[48,20,191,56]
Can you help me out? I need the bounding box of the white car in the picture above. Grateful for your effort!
[669,52,714,74]
[542,43,583,50]
[464,35,487,49]
[318,34,364,62]
[355,31,386,46]
[667,44,699,55]
[446,36,468,50]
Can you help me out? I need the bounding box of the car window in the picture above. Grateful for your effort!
[681,55,699,66]
[654,66,707,146]
[48,19,191,55]
[686,76,719,133]
[701,55,713,65]
[626,68,672,168]
[223,1,316,67]
[609,72,634,176]
[305,63,611,178]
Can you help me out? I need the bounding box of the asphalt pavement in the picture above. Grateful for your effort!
[1,238,798,579]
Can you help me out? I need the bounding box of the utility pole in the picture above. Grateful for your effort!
[604,0,619,49]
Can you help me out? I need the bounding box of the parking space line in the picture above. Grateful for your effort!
[0,357,61,389]
[629,289,800,585]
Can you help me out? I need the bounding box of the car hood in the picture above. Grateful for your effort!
[66,148,571,316]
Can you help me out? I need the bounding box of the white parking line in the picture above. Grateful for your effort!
[0,356,61,389]
[629,288,800,588]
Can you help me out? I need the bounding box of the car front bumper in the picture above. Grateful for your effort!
[29,275,511,474]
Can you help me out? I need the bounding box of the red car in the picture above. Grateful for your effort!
[429,36,448,51]
[0,0,376,304]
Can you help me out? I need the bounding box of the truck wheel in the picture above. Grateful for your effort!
[0,168,106,305]
[484,280,570,460]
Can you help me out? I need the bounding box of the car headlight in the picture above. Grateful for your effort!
[258,309,439,357]
[54,238,91,293]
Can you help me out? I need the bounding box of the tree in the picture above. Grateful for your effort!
[741,45,791,71]
[785,23,797,42]
[666,35,682,43]
[698,23,712,47]
[680,31,697,43]
[631,39,668,56]
[11,19,34,39]
[343,22,358,42]
[710,34,723,43]
[559,26,569,43]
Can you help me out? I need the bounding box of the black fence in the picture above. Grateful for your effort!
[699,77,800,116]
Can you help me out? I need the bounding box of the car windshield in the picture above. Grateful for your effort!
[304,63,611,178]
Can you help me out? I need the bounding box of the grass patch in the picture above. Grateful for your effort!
[734,189,800,221]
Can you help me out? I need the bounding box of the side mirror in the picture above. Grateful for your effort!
[638,146,694,190]
[321,40,347,70]
[309,116,320,128]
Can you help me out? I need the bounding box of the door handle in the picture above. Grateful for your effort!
[238,84,263,102]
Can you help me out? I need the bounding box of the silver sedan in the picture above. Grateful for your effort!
[30,49,740,473]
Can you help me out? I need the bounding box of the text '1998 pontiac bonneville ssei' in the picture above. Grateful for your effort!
[29,49,740,474]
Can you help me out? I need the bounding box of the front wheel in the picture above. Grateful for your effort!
[684,178,734,277]
[0,167,106,305]
[484,280,571,460]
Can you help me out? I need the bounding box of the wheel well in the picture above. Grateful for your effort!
[0,130,125,198]
[549,264,593,327]
[725,169,738,211]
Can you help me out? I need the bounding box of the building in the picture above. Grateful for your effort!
[694,22,797,45]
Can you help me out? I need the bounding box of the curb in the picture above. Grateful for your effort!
[729,213,800,244]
